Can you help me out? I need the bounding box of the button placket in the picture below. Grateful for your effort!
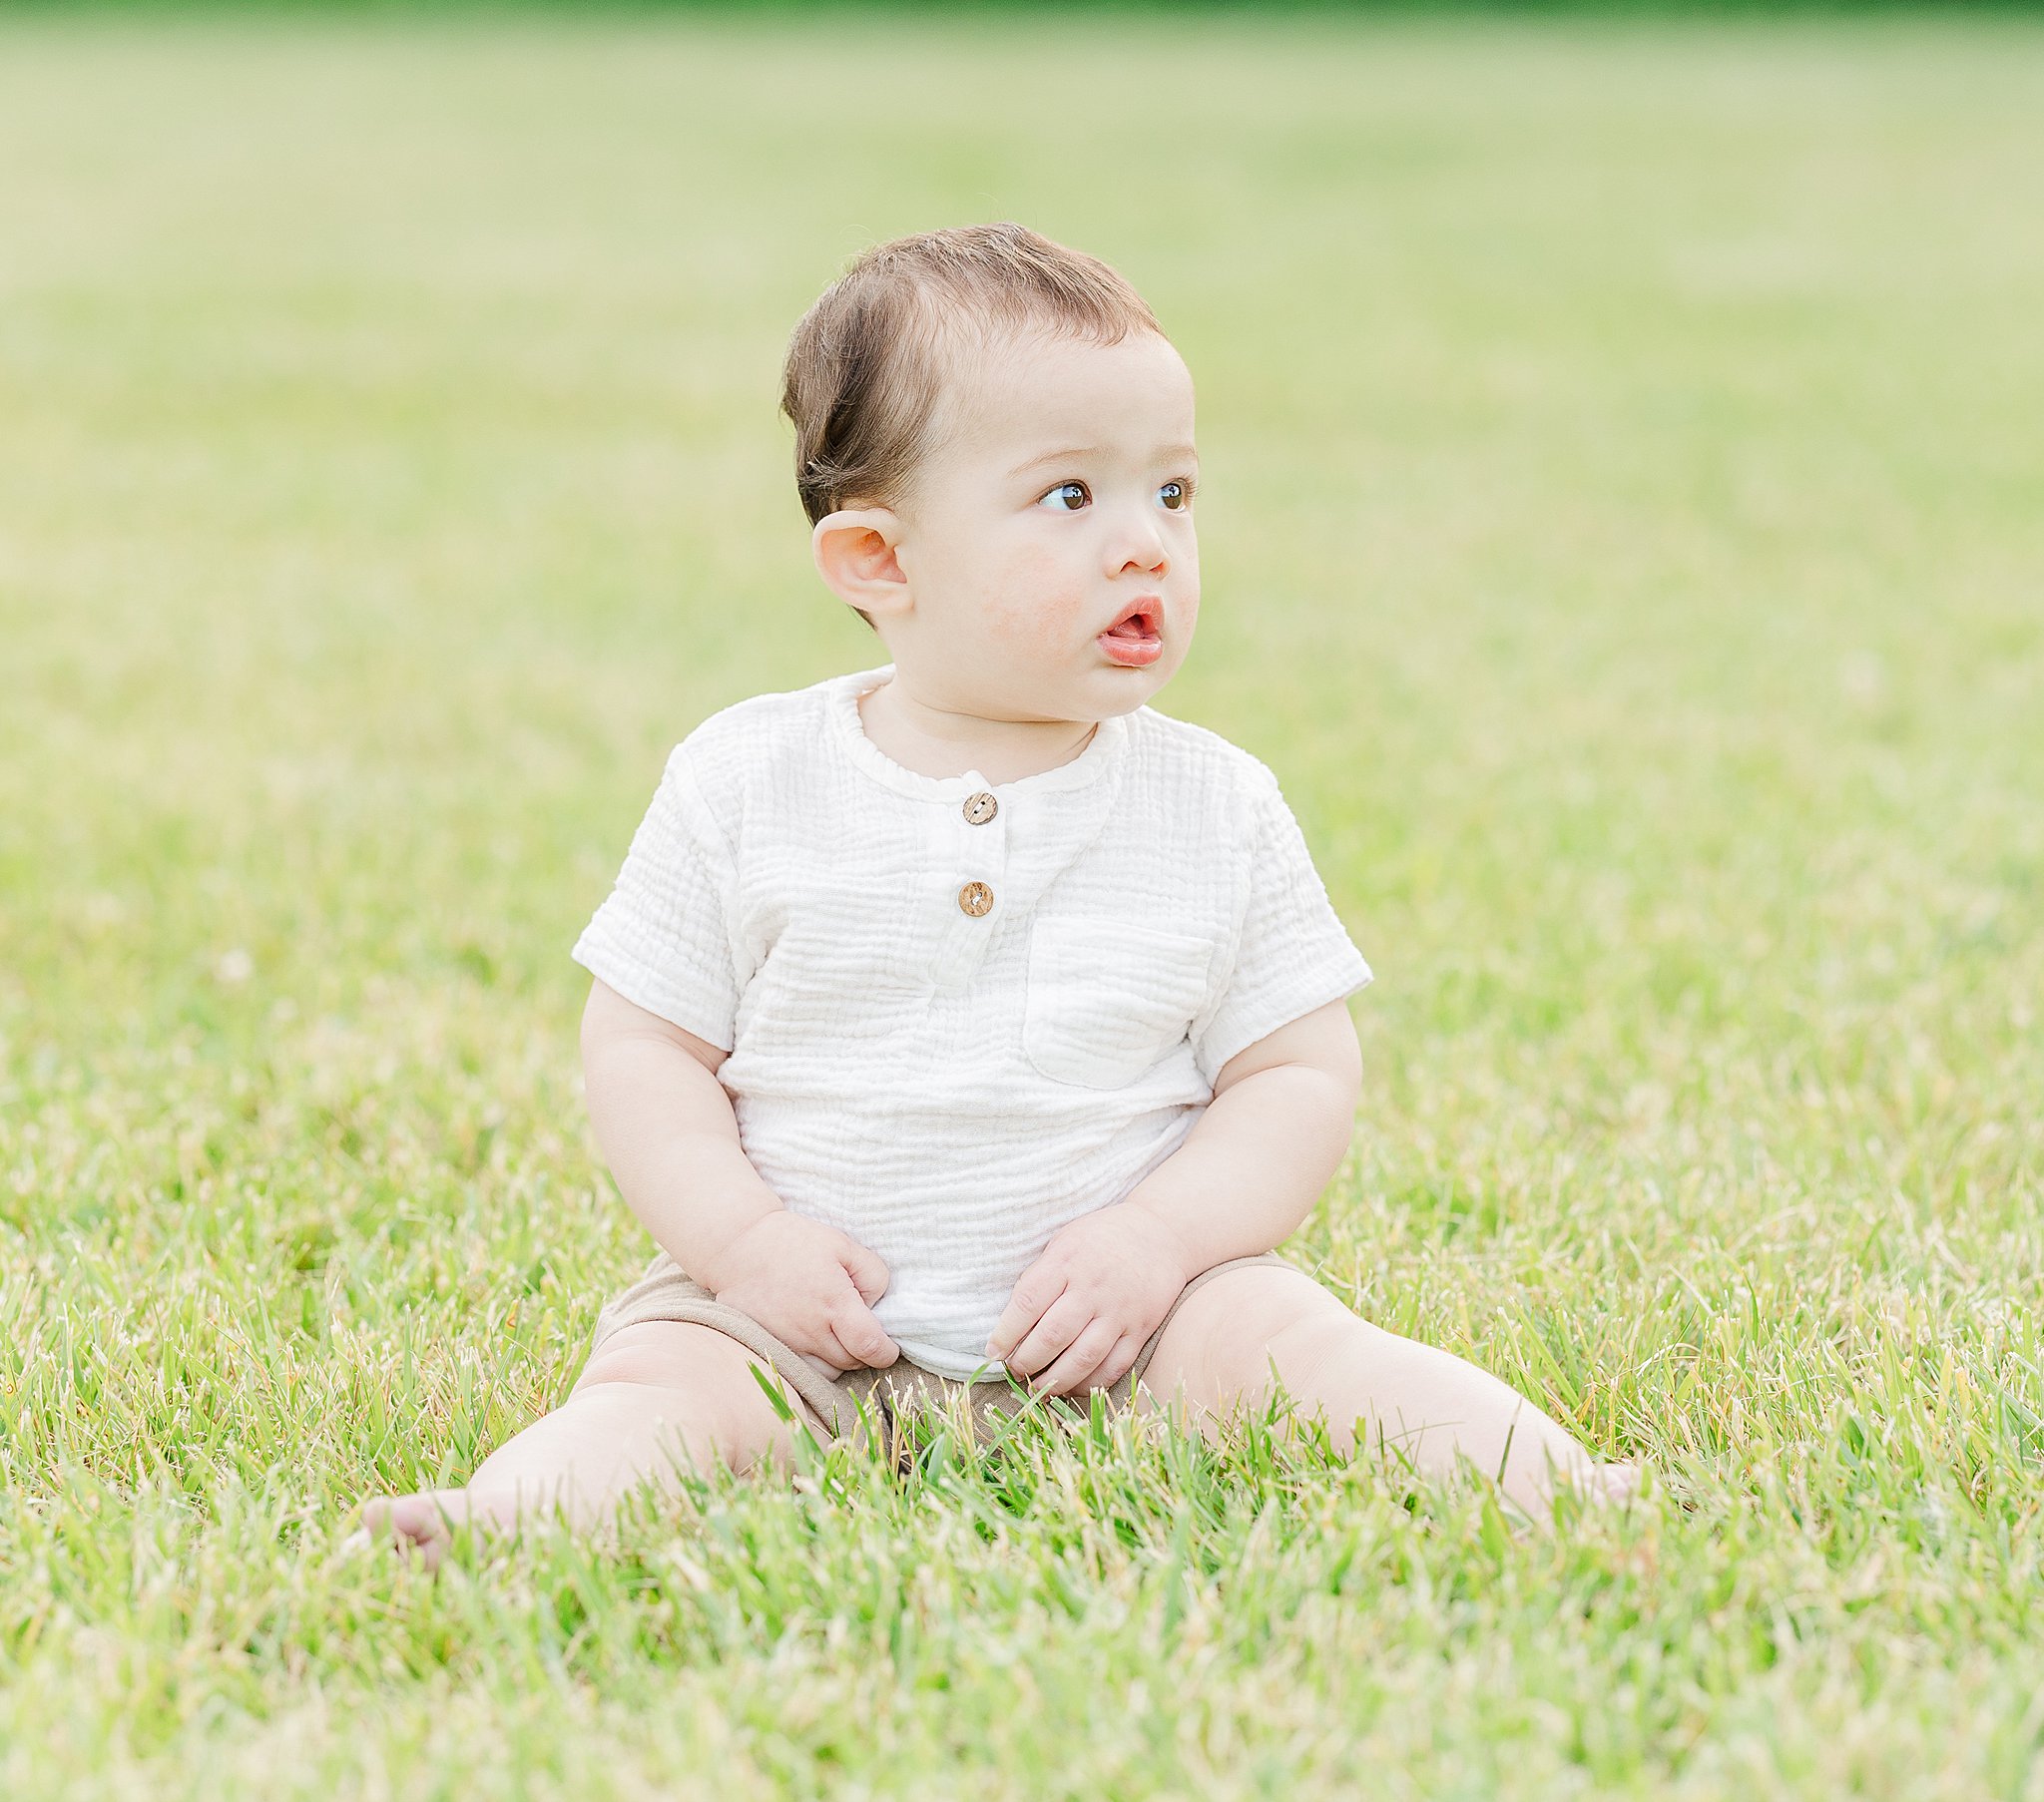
[928,783,1007,990]
[956,781,1004,919]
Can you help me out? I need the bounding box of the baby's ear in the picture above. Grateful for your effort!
[812,506,909,622]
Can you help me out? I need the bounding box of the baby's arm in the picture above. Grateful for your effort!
[581,979,899,1372]
[1123,996,1364,1273]
[986,998,1362,1396]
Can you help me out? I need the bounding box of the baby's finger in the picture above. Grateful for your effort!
[839,1238,891,1307]
[1004,1291,1092,1382]
[985,1269,1068,1366]
[819,1321,888,1375]
[804,1323,857,1374]
[829,1302,898,1371]
[1094,1332,1146,1394]
[1036,1318,1122,1399]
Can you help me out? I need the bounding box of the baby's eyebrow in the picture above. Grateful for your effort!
[1010,445,1104,477]
[1008,442,1199,478]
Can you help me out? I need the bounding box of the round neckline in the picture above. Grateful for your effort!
[825,664,1130,802]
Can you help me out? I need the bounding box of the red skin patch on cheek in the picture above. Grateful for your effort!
[986,548,1085,663]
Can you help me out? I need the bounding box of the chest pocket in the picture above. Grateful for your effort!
[1022,916,1218,1090]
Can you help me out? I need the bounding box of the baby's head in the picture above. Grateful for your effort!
[781,223,1199,727]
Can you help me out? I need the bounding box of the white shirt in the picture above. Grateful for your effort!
[573,663,1372,1382]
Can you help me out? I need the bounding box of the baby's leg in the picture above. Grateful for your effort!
[1138,1267,1638,1523]
[348,1321,829,1569]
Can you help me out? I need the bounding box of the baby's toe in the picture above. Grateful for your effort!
[1589,1460,1644,1507]
[348,1489,468,1571]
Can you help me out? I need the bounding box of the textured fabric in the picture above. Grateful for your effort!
[588,1249,1302,1459]
[573,663,1371,1382]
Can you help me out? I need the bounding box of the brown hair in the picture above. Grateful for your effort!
[780,222,1165,631]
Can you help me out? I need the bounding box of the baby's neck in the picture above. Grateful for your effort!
[858,677,1100,786]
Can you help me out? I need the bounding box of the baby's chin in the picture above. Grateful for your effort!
[890,646,1183,727]
[1087,681,1170,719]
[1040,679,1168,728]
[1083,653,1185,712]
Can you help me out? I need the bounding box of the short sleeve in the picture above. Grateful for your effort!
[1191,776,1373,1088]
[571,744,744,1051]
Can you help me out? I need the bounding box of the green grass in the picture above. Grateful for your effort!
[3,10,2042,1797]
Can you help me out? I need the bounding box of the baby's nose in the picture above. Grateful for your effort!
[1114,531,1168,576]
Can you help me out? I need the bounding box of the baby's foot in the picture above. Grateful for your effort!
[1572,1460,1644,1509]
[343,1486,507,1572]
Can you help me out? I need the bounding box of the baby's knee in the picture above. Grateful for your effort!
[577,1320,695,1388]
[574,1320,826,1456]
[1178,1266,1357,1401]
[1263,1307,1376,1397]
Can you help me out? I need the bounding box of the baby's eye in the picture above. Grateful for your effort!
[1157,478,1195,512]
[1037,480,1090,512]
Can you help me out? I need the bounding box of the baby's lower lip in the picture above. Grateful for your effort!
[1098,625,1163,668]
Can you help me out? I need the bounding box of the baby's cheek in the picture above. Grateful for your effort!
[987,560,1088,660]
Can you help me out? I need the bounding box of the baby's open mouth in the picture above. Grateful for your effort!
[1099,602,1163,666]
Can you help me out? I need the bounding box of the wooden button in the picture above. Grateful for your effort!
[957,881,993,917]
[963,790,998,825]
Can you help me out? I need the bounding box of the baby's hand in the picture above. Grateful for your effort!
[985,1202,1195,1398]
[700,1211,899,1375]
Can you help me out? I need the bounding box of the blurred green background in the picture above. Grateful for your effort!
[3,9,2042,1799]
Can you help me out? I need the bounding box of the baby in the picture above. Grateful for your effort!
[354,223,1634,1566]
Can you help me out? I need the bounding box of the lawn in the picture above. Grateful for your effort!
[2,9,2041,1797]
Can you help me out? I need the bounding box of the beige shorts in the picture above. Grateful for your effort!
[588,1248,1299,1459]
